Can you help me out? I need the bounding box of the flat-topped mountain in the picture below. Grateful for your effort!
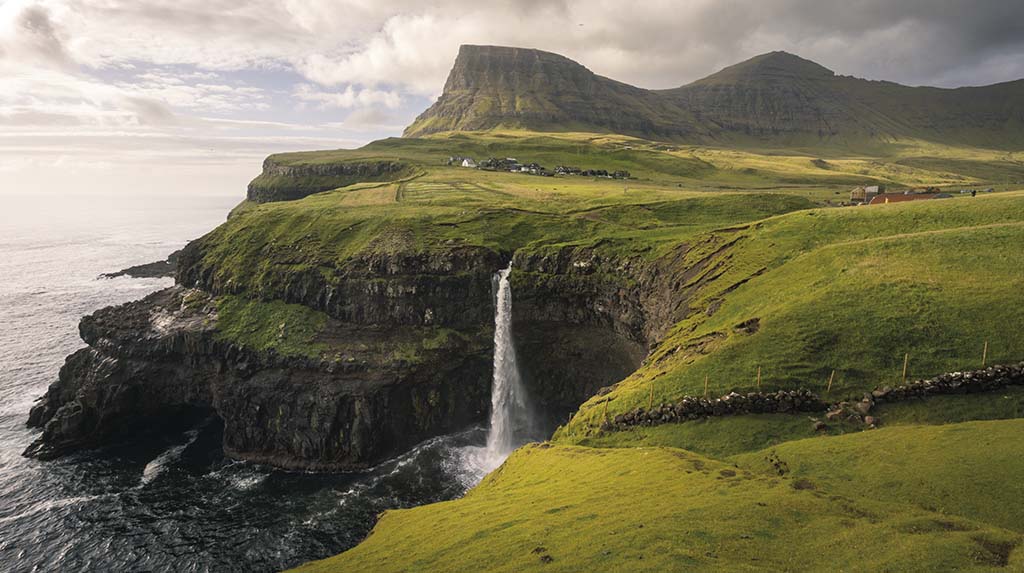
[404,45,709,140]
[406,45,1024,148]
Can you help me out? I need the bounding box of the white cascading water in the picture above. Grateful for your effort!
[483,264,529,465]
[454,264,533,482]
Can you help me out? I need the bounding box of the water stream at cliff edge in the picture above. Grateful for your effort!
[457,264,535,480]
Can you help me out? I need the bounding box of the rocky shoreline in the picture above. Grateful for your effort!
[99,249,181,279]
[23,287,493,471]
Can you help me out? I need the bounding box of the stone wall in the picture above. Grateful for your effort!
[599,362,1024,432]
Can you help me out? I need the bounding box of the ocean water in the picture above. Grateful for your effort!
[0,193,486,572]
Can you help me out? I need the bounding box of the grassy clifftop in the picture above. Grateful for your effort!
[295,421,1024,572]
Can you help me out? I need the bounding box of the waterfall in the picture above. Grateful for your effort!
[481,264,530,468]
[453,264,533,480]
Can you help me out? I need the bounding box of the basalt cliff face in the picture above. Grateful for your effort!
[24,287,493,470]
[26,240,511,469]
[26,234,709,469]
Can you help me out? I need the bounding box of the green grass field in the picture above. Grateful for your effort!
[294,421,1024,572]
[193,130,1024,571]
[562,192,1024,437]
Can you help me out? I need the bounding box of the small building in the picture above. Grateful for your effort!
[460,158,477,168]
[851,184,885,204]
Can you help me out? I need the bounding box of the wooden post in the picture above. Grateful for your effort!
[649,378,655,410]
[704,374,709,397]
[826,370,835,396]
[756,366,762,389]
[902,353,909,384]
[982,341,989,367]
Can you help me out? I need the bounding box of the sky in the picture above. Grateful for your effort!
[2,0,1023,197]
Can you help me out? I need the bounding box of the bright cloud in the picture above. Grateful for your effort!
[1,0,1022,196]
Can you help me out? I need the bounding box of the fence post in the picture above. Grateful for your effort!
[902,353,909,384]
[649,378,654,410]
[757,366,762,389]
[982,341,989,367]
[826,370,835,396]
[704,374,709,397]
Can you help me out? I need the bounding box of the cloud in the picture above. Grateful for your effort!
[293,83,401,109]
[2,1,1023,196]
[0,0,72,69]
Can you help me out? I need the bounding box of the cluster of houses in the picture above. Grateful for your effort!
[446,156,630,179]
[850,184,957,205]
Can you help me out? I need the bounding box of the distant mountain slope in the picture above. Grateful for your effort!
[403,45,709,139]
[405,45,1024,148]
[664,51,1024,147]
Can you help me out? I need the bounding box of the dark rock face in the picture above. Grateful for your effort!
[246,157,410,203]
[24,288,492,470]
[509,242,719,413]
[176,243,505,329]
[26,238,731,470]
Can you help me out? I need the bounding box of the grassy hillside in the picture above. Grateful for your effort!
[194,128,1024,571]
[733,419,1024,533]
[210,130,1022,364]
[562,192,1024,437]
[259,131,1022,195]
[293,427,1024,572]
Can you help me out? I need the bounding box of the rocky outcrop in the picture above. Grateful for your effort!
[24,287,492,471]
[100,249,181,279]
[246,157,412,203]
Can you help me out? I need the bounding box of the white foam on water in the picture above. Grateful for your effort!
[139,429,199,486]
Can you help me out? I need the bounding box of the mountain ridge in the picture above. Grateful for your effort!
[405,45,1024,148]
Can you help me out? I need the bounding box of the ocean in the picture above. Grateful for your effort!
[0,192,486,572]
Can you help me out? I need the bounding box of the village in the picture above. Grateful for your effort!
[446,155,997,204]
[446,156,630,179]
